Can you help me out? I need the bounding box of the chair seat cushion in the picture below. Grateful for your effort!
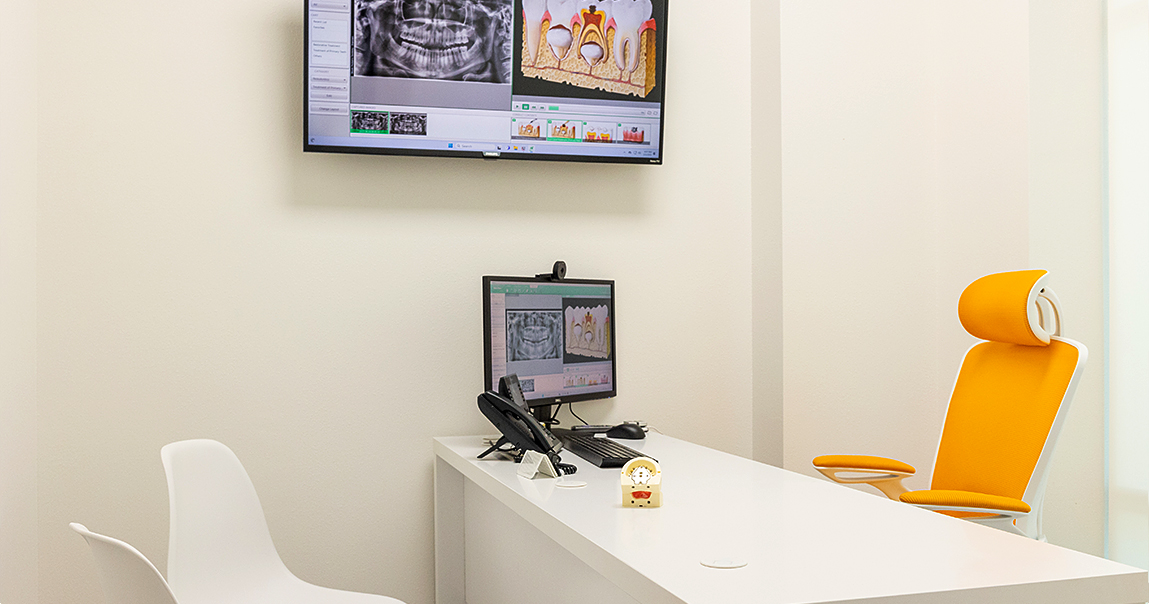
[900,489,1031,513]
[812,455,915,475]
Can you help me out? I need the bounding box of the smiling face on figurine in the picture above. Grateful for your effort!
[628,465,652,485]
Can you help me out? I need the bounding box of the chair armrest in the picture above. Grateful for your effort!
[899,489,1030,518]
[812,455,916,500]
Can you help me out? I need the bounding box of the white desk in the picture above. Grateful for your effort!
[434,433,1147,604]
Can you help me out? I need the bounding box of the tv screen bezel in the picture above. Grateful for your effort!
[303,0,667,165]
[483,275,617,408]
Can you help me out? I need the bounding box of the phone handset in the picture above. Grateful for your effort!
[476,390,575,474]
[476,391,560,456]
[499,373,528,410]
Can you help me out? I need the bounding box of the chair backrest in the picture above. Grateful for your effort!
[931,270,1087,509]
[161,439,293,598]
[71,522,180,604]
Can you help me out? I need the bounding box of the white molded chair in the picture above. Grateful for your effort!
[161,439,406,604]
[71,522,180,604]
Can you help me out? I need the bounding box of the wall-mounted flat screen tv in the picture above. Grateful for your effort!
[304,0,668,164]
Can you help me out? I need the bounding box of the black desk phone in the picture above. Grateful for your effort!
[476,374,575,474]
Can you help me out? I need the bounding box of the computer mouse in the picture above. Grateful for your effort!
[606,423,646,440]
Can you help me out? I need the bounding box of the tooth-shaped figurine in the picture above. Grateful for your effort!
[610,0,652,73]
[577,0,610,68]
[547,0,579,62]
[523,0,549,65]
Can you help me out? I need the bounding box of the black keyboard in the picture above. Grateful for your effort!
[554,429,653,468]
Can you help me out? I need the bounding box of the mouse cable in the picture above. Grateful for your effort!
[566,403,590,427]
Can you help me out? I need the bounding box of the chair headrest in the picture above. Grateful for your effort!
[958,270,1061,346]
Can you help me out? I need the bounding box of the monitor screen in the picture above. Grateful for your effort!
[483,276,616,406]
[305,0,667,164]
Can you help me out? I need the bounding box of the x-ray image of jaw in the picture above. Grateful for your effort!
[355,0,513,82]
[506,310,563,362]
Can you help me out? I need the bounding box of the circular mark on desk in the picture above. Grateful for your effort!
[700,557,748,569]
[556,480,587,488]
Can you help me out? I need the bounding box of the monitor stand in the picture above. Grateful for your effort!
[532,404,559,428]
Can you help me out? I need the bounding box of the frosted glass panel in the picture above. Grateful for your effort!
[1106,0,1149,569]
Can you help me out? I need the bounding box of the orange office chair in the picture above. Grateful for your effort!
[813,270,1086,540]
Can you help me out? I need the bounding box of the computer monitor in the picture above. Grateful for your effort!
[483,275,616,418]
[304,0,669,164]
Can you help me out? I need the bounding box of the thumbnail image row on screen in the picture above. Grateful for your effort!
[350,110,651,144]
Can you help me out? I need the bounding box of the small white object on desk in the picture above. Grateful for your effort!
[516,450,558,479]
[700,557,748,569]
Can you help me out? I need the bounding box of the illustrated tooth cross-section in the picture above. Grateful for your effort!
[565,305,611,358]
[521,0,657,98]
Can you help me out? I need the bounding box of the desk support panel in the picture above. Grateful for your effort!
[434,456,465,604]
[464,481,642,604]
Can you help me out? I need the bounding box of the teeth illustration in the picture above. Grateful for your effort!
[547,0,579,61]
[577,0,610,21]
[610,0,651,73]
[576,0,609,68]
[580,43,604,66]
[523,0,549,65]
[518,0,657,97]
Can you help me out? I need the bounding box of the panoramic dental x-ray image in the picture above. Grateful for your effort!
[506,310,563,362]
[354,0,513,82]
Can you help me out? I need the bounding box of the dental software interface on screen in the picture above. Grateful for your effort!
[487,280,614,402]
[306,0,667,160]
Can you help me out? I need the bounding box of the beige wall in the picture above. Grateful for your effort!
[0,0,40,600]
[780,0,1030,491]
[33,0,753,602]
